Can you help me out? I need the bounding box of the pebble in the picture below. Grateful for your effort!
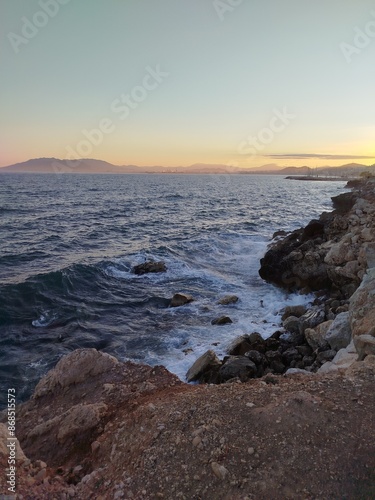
[192,436,202,447]
[34,468,47,482]
[211,461,229,480]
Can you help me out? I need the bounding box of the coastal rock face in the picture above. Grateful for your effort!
[259,181,375,297]
[33,348,119,397]
[349,268,375,339]
[14,349,183,466]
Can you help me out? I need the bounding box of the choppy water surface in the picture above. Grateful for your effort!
[0,173,348,407]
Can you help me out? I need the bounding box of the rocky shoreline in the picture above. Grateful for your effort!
[1,179,375,499]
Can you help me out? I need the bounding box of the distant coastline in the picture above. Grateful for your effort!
[1,157,374,177]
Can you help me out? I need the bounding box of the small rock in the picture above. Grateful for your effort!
[211,316,233,326]
[217,295,239,305]
[170,293,194,307]
[192,436,202,448]
[211,461,229,480]
[35,468,47,483]
[316,350,337,364]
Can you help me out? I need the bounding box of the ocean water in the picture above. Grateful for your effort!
[0,173,348,408]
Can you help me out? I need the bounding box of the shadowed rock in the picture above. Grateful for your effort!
[132,261,167,275]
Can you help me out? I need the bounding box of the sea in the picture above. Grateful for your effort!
[0,173,348,408]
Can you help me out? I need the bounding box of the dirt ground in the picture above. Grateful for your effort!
[2,356,375,500]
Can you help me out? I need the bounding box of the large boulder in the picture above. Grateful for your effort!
[186,350,221,383]
[299,308,326,334]
[218,356,257,382]
[325,312,351,351]
[227,333,265,355]
[305,320,333,350]
[318,341,358,374]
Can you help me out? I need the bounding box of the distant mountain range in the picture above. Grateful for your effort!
[0,158,374,176]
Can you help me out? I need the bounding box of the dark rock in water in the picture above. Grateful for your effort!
[170,293,194,307]
[186,350,221,383]
[217,295,239,305]
[211,316,233,326]
[132,261,167,275]
[219,356,257,382]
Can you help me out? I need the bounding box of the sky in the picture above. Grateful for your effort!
[1,0,375,169]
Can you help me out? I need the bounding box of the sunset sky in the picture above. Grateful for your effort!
[1,0,375,169]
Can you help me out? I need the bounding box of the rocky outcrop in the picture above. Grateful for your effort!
[259,180,375,297]
[13,349,183,467]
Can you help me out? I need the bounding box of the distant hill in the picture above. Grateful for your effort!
[1,158,374,175]
[0,158,142,174]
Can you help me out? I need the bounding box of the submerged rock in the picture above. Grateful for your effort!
[132,260,167,275]
[211,315,233,326]
[217,295,239,305]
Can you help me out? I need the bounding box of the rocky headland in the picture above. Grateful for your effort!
[1,179,375,499]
